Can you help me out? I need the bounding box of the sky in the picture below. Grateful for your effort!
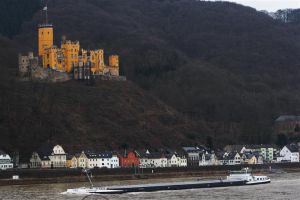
[216,0,300,12]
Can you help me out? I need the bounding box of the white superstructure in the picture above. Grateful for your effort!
[0,152,13,170]
[227,168,270,185]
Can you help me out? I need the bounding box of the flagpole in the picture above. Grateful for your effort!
[45,5,48,24]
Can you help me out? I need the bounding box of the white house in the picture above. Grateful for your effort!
[166,153,187,167]
[179,156,188,167]
[224,144,278,163]
[199,152,219,166]
[48,145,67,168]
[110,154,120,168]
[182,146,207,167]
[98,152,112,168]
[77,151,88,168]
[219,152,241,165]
[30,144,67,168]
[277,144,299,163]
[30,152,42,168]
[139,151,168,168]
[167,154,180,167]
[0,151,13,170]
[86,152,120,169]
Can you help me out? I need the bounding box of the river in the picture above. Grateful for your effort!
[0,172,298,200]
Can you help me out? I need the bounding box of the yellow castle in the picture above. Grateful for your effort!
[38,23,119,76]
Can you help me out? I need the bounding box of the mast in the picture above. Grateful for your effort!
[45,5,48,24]
[42,4,48,24]
[83,169,94,188]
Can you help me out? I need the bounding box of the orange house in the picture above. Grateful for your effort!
[119,151,140,168]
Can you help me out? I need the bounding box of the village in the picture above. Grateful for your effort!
[0,115,299,171]
[0,142,300,171]
[0,115,300,170]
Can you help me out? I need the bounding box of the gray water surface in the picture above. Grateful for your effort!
[0,172,298,200]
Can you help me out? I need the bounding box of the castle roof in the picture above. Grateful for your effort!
[38,24,53,28]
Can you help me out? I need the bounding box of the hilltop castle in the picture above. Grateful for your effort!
[19,7,120,81]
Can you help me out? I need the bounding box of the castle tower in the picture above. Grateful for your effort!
[109,55,119,68]
[38,6,53,57]
[108,55,119,76]
[38,24,53,57]
[18,53,29,74]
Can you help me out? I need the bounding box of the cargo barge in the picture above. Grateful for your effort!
[63,168,270,195]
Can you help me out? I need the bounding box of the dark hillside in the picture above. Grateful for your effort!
[0,37,17,80]
[0,0,40,38]
[0,80,209,158]
[9,0,300,146]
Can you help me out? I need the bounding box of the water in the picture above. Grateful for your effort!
[0,172,298,200]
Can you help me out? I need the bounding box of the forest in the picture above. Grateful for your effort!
[1,0,300,156]
[0,0,40,38]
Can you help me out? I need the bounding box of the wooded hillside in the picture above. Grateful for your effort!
[1,0,300,156]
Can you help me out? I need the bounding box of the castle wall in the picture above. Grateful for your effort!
[18,52,39,76]
[61,40,80,73]
[43,47,65,71]
[18,54,29,74]
[89,49,105,74]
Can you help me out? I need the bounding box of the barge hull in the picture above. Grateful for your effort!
[107,180,247,193]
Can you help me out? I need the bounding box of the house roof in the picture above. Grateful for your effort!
[0,150,6,155]
[224,145,245,153]
[85,151,112,159]
[224,144,278,153]
[66,154,74,160]
[98,152,112,158]
[222,152,239,160]
[36,144,53,159]
[41,157,50,161]
[200,153,214,161]
[118,150,139,157]
[285,144,299,153]
[137,150,165,159]
[275,115,300,123]
[245,144,278,149]
[243,153,256,159]
[182,146,207,153]
[165,154,176,159]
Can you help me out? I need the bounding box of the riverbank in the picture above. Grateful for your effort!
[1,163,300,186]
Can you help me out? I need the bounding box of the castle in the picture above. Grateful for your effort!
[19,7,120,81]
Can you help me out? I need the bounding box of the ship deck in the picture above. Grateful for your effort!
[107,179,246,193]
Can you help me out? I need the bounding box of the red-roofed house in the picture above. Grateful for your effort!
[119,151,140,168]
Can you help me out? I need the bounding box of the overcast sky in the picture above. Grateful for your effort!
[216,0,300,12]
